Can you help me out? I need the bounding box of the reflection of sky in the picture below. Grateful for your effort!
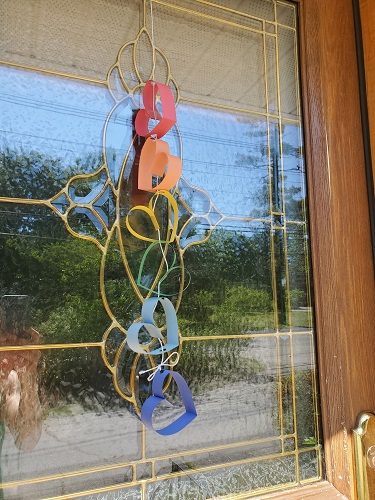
[0,66,305,221]
[0,67,111,164]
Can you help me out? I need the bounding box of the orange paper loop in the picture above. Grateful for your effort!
[138,137,182,192]
[135,80,177,138]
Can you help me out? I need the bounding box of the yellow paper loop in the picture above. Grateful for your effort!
[125,190,178,242]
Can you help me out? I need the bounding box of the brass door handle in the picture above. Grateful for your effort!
[353,412,375,499]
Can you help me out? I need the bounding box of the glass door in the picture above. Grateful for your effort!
[0,0,321,498]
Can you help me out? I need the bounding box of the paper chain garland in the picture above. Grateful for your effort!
[126,80,197,435]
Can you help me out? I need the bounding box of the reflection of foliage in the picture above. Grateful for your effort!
[0,147,101,199]
[210,287,273,334]
[0,148,310,410]
[289,289,307,309]
[281,370,317,447]
[179,229,275,335]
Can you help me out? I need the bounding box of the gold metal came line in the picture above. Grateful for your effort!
[179,96,301,125]
[1,434,294,489]
[0,60,107,86]
[0,342,103,351]
[181,331,313,341]
[43,447,320,500]
[152,0,266,35]
[0,332,314,351]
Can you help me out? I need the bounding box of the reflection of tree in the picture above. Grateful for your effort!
[0,147,309,411]
[180,228,274,335]
[235,120,309,325]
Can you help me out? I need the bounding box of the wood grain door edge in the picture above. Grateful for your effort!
[299,0,375,498]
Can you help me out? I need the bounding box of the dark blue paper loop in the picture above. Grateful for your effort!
[141,370,197,435]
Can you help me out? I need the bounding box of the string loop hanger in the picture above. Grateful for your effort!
[150,0,156,81]
[139,338,180,381]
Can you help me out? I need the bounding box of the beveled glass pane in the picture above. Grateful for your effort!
[181,221,275,336]
[279,334,294,436]
[278,26,299,119]
[287,224,313,331]
[293,334,319,447]
[282,123,306,221]
[273,228,289,330]
[269,119,283,214]
[266,35,279,114]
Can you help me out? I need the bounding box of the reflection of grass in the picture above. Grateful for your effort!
[280,370,317,447]
[45,403,85,418]
[291,309,311,328]
[180,312,275,336]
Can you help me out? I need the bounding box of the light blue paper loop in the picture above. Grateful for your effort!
[126,297,179,355]
[126,321,163,354]
[141,369,197,435]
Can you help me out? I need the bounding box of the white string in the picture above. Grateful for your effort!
[139,338,180,381]
[149,0,156,82]
[151,194,170,298]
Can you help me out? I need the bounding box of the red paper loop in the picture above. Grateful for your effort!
[135,80,177,138]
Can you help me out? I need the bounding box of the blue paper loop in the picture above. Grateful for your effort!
[126,297,179,355]
[141,369,197,435]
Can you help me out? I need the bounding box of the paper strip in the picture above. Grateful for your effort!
[126,297,179,355]
[135,80,177,138]
[138,137,182,192]
[125,190,178,243]
[141,369,197,435]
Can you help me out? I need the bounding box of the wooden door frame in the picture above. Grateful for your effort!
[301,0,375,497]
[260,0,375,498]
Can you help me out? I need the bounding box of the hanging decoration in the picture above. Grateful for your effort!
[126,74,197,434]
[0,0,218,432]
